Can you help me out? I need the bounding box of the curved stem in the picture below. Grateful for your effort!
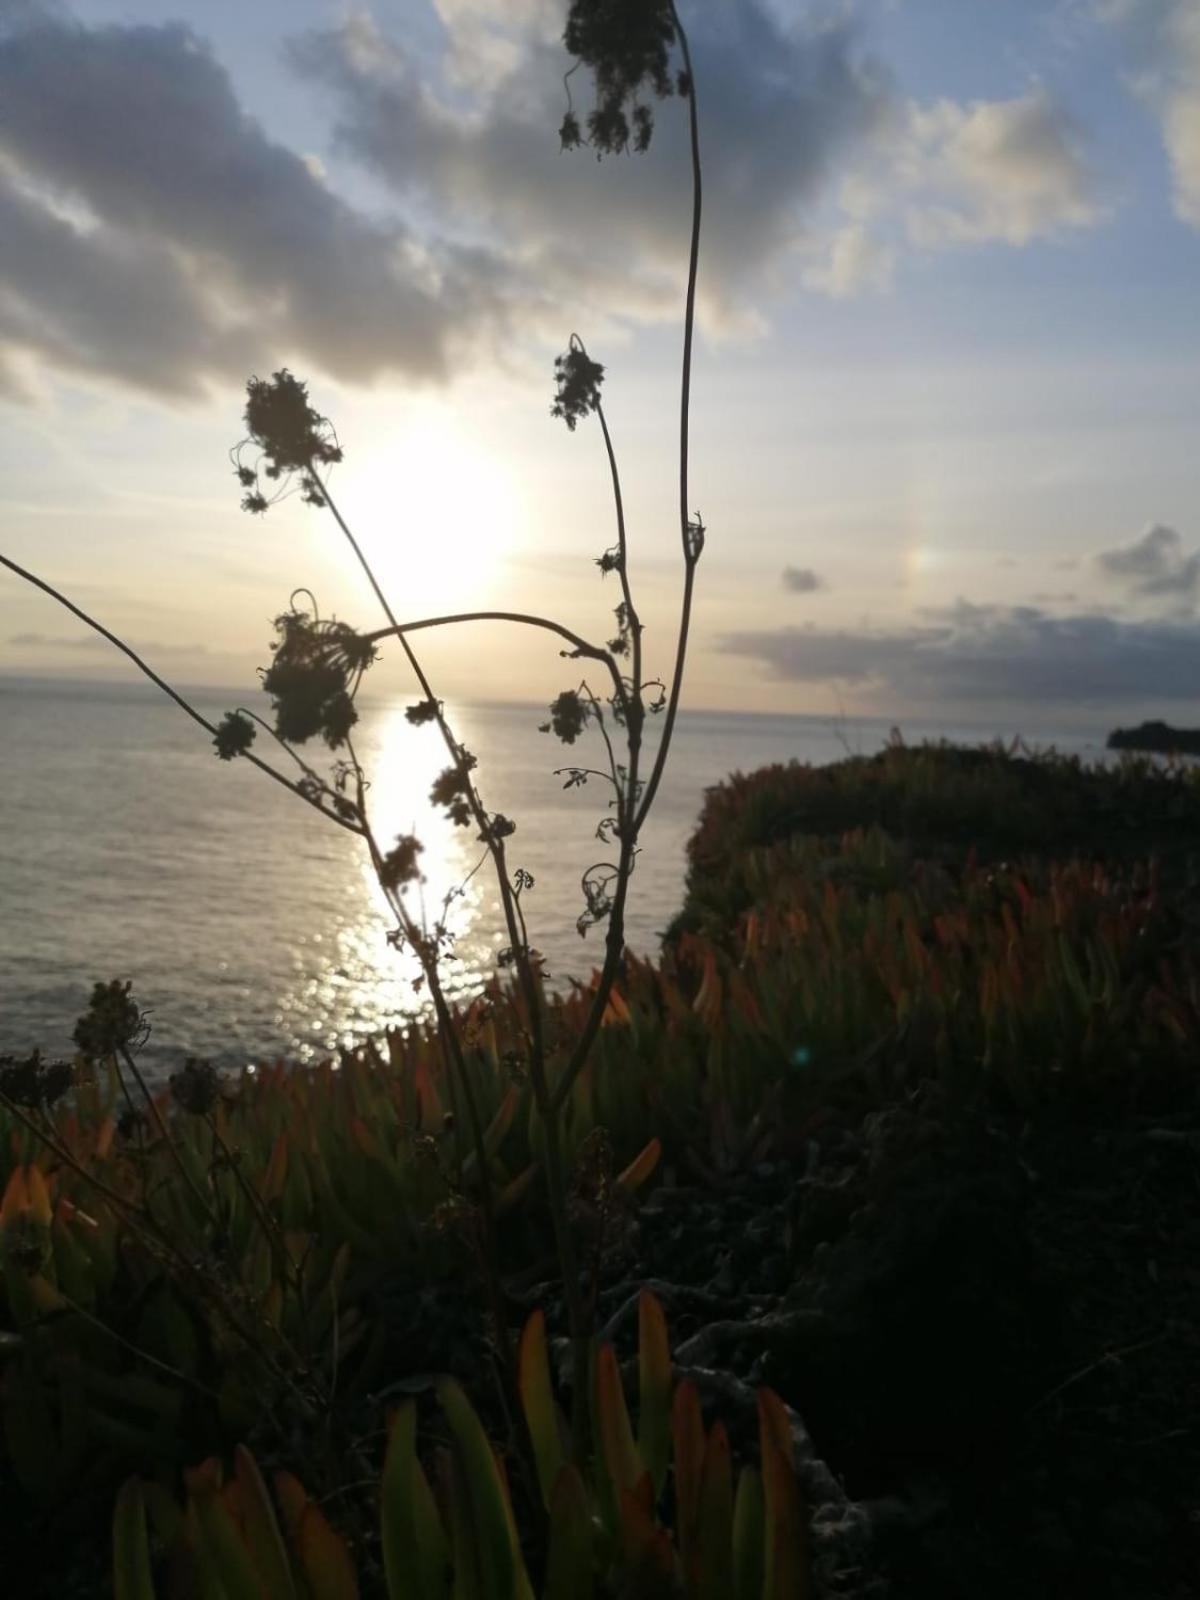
[362,610,624,705]
[634,1,702,833]
[204,1104,299,1286]
[595,399,642,721]
[312,482,581,1318]
[236,706,323,783]
[549,7,703,1115]
[553,767,620,792]
[577,686,625,828]
[57,1289,221,1402]
[0,552,363,837]
[635,562,695,833]
[313,481,549,1040]
[118,1044,215,1228]
[347,733,514,1371]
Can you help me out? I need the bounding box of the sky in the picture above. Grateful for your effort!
[1,0,1198,725]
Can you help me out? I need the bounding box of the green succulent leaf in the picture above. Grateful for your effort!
[382,1402,450,1600]
[517,1308,566,1511]
[112,1478,155,1600]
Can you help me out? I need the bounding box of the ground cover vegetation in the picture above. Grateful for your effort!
[2,2,1198,1594]
[3,745,1199,1595]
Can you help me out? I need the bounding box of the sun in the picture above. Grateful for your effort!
[335,403,524,615]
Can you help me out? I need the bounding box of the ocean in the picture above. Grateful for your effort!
[0,676,1114,1077]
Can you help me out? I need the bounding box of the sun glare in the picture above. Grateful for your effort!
[340,406,524,613]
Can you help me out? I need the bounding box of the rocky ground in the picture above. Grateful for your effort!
[660,1100,1195,1596]
[485,1090,1200,1598]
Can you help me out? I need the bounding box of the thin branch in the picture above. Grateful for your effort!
[54,1290,221,1402]
[594,397,643,720]
[0,552,363,836]
[315,477,548,1005]
[311,479,564,1168]
[349,741,514,1372]
[553,767,620,791]
[118,1044,215,1227]
[236,706,323,784]
[362,609,625,705]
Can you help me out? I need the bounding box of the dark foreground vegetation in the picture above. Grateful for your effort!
[2,742,1198,1598]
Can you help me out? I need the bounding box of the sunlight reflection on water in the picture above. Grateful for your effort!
[0,677,1119,1076]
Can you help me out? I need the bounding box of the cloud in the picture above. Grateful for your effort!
[0,0,1121,399]
[1097,0,1200,226]
[801,222,894,297]
[1095,523,1200,597]
[900,91,1105,247]
[721,599,1200,706]
[291,5,892,332]
[0,11,516,397]
[816,88,1108,283]
[782,565,824,593]
[298,11,1106,321]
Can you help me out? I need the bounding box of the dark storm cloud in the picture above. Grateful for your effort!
[290,5,891,330]
[721,600,1200,705]
[0,12,515,396]
[1095,523,1200,598]
[783,565,824,593]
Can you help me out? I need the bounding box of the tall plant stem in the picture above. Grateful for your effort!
[635,0,702,833]
[349,740,515,1373]
[203,1104,298,1281]
[117,1044,215,1228]
[314,480,589,1363]
[313,482,545,1029]
[0,553,363,836]
[549,5,703,1117]
[595,399,642,710]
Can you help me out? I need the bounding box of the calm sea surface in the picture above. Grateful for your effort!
[0,676,1114,1076]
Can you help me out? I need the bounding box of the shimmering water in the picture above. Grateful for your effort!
[0,676,1113,1076]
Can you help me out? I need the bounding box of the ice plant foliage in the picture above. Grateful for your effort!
[112,1293,810,1599]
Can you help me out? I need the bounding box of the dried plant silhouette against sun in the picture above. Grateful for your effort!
[0,0,706,1442]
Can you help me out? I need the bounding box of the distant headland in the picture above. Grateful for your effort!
[1107,719,1200,755]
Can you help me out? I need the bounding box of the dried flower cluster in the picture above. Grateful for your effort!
[429,754,478,828]
[213,710,256,761]
[0,1049,73,1109]
[73,979,146,1060]
[551,343,605,431]
[542,689,588,744]
[168,1058,221,1117]
[561,0,680,154]
[379,833,424,891]
[234,369,343,513]
[261,610,375,749]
